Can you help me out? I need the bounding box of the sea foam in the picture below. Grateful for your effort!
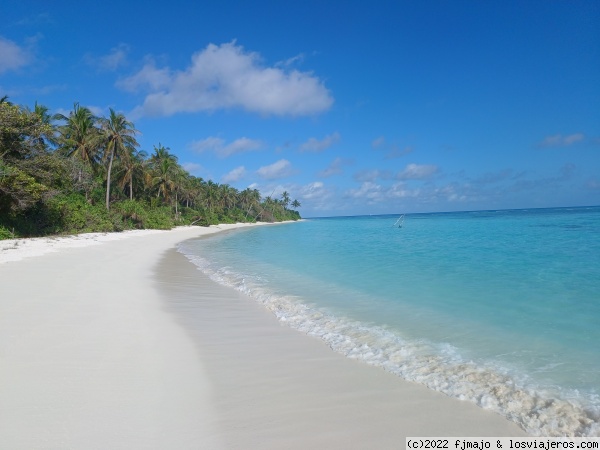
[178,247,600,437]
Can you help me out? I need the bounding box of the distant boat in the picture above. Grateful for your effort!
[392,214,404,228]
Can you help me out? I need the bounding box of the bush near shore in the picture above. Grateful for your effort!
[0,99,301,239]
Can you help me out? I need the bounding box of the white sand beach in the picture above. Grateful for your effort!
[0,223,526,449]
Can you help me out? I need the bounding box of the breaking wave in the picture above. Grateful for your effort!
[178,247,600,437]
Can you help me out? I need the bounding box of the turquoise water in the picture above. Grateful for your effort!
[178,207,600,436]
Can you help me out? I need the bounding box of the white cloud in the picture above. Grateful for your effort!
[384,145,413,159]
[563,134,584,145]
[299,132,340,152]
[299,181,324,198]
[348,182,385,202]
[87,105,108,117]
[0,36,31,74]
[119,41,333,117]
[388,182,420,199]
[117,58,171,92]
[256,159,293,180]
[434,184,468,202]
[372,135,413,159]
[189,136,262,158]
[189,136,224,153]
[318,157,352,177]
[86,43,129,71]
[353,169,392,182]
[182,162,204,174]
[276,53,305,68]
[298,181,334,206]
[222,166,246,183]
[538,133,585,147]
[347,180,462,206]
[244,181,334,213]
[220,137,262,157]
[396,163,439,180]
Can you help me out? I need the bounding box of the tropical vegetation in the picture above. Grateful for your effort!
[0,98,301,239]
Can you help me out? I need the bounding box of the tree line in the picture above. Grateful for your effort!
[0,98,301,239]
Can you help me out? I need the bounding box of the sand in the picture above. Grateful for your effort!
[0,223,526,449]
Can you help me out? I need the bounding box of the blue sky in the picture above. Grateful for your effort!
[1,0,598,217]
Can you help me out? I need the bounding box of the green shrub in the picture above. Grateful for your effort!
[144,206,174,229]
[112,200,174,230]
[44,194,117,234]
[112,200,147,228]
[0,225,16,240]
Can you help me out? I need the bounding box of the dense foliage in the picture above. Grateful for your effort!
[0,99,301,239]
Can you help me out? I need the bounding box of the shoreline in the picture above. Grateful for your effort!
[0,223,526,449]
[160,247,526,447]
[0,222,285,265]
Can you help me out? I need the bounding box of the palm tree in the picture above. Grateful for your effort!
[99,109,139,210]
[181,175,203,208]
[116,148,147,200]
[260,195,276,221]
[291,199,301,209]
[202,180,219,215]
[27,102,58,149]
[148,144,178,204]
[170,165,188,219]
[56,103,102,181]
[151,142,175,164]
[281,191,290,209]
[239,188,256,220]
[220,184,237,212]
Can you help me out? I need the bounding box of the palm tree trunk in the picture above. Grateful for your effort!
[175,191,178,219]
[105,149,114,210]
[244,203,253,221]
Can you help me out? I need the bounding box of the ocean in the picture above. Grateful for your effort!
[177,206,600,436]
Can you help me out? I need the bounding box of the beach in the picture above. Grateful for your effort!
[0,223,525,449]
